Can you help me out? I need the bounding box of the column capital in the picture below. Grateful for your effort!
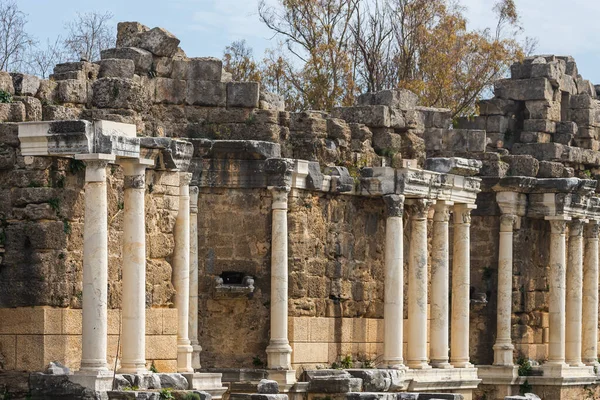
[569,219,585,237]
[406,198,433,219]
[383,194,405,218]
[585,220,600,239]
[76,154,116,183]
[433,200,453,222]
[547,218,569,234]
[179,172,193,187]
[190,186,199,214]
[269,186,290,210]
[453,203,476,225]
[500,214,518,232]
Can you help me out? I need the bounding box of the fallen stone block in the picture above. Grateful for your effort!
[101,47,153,75]
[331,105,391,128]
[153,56,173,77]
[173,57,223,81]
[0,71,14,94]
[14,96,42,121]
[357,89,419,109]
[227,82,259,108]
[184,80,225,106]
[11,73,40,96]
[257,379,279,394]
[327,118,351,142]
[577,77,596,97]
[56,79,89,104]
[494,78,554,102]
[137,27,181,57]
[372,128,402,153]
[346,369,406,392]
[346,393,396,400]
[116,21,149,47]
[158,373,189,389]
[92,77,151,111]
[98,58,135,78]
[306,376,362,393]
[52,61,100,81]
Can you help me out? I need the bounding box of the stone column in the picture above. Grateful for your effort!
[566,219,584,367]
[266,187,293,370]
[382,194,405,369]
[76,154,115,374]
[406,198,432,369]
[430,201,453,368]
[119,159,153,374]
[451,203,476,368]
[582,221,600,366]
[493,214,517,366]
[189,186,202,370]
[546,218,569,367]
[174,172,193,373]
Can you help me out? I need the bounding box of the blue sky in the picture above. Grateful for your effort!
[17,0,600,83]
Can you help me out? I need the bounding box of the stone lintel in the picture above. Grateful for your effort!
[495,176,597,195]
[360,167,396,196]
[496,191,527,217]
[397,167,480,203]
[529,192,591,219]
[424,157,482,176]
[137,137,193,171]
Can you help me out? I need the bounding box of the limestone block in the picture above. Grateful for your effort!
[510,63,532,80]
[14,96,42,121]
[0,102,25,122]
[455,116,486,131]
[158,373,188,389]
[146,335,177,360]
[537,161,565,178]
[424,128,486,153]
[346,370,405,392]
[36,79,56,103]
[502,155,539,177]
[570,94,595,109]
[42,105,82,121]
[92,77,151,111]
[116,21,149,47]
[98,58,135,79]
[0,143,15,169]
[574,138,600,150]
[494,78,554,101]
[477,98,518,116]
[173,57,222,81]
[523,119,556,134]
[571,108,600,127]
[137,27,181,57]
[186,80,226,106]
[307,376,362,393]
[55,79,89,104]
[52,61,99,80]
[227,82,260,108]
[331,105,390,128]
[0,122,19,146]
[519,131,551,144]
[153,56,173,77]
[162,308,178,334]
[357,89,418,109]
[257,379,279,394]
[524,100,560,121]
[16,335,44,370]
[290,111,327,135]
[0,335,16,370]
[390,108,406,129]
[0,71,14,94]
[154,77,186,104]
[577,126,600,139]
[327,118,351,142]
[577,77,596,97]
[530,61,563,83]
[416,106,451,129]
[11,73,40,96]
[372,128,401,152]
[101,47,153,75]
[259,91,285,111]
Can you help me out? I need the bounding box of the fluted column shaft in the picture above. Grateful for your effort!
[119,160,152,374]
[451,203,475,368]
[266,187,292,369]
[174,172,193,373]
[77,154,114,373]
[566,219,584,366]
[546,218,568,366]
[406,199,432,369]
[430,201,452,368]
[189,186,202,370]
[493,214,517,366]
[383,194,405,369]
[582,221,600,366]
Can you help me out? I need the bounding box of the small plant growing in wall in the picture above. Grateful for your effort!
[159,388,175,400]
[252,356,266,368]
[0,90,12,103]
[150,361,158,373]
[184,393,202,400]
[516,356,532,376]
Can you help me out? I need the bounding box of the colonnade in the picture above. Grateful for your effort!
[381,196,477,370]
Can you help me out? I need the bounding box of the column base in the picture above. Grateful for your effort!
[182,372,227,399]
[451,360,473,368]
[584,359,600,368]
[70,370,113,391]
[192,343,202,370]
[406,360,431,369]
[493,342,515,366]
[567,360,585,367]
[177,343,194,373]
[118,359,148,375]
[381,359,406,370]
[267,369,297,391]
[430,360,453,369]
[266,340,292,370]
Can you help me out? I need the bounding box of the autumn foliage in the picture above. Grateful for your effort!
[223,0,533,117]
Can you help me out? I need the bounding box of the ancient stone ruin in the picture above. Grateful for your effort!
[1,22,600,400]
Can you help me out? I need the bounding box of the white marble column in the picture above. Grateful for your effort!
[566,219,584,367]
[174,172,193,373]
[266,187,293,370]
[119,159,153,374]
[582,221,600,366]
[430,201,453,368]
[451,203,475,368]
[546,218,569,367]
[382,194,405,369]
[406,198,432,369]
[493,214,517,366]
[189,186,202,370]
[76,154,115,374]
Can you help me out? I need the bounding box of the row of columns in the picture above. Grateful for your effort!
[77,154,200,376]
[493,208,600,369]
[382,196,476,369]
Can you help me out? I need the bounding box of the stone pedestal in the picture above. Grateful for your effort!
[189,186,202,370]
[183,372,227,399]
[406,199,432,369]
[566,219,584,367]
[451,203,476,368]
[265,187,293,372]
[545,217,569,368]
[493,214,517,366]
[75,154,115,377]
[174,173,193,373]
[382,195,405,369]
[582,221,600,366]
[119,159,153,374]
[430,201,452,369]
